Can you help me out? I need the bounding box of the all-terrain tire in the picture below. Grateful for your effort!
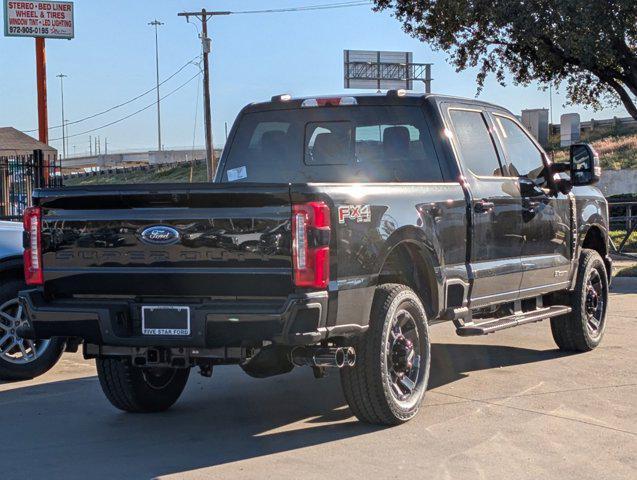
[341,284,431,425]
[551,249,609,352]
[96,358,190,413]
[0,278,65,381]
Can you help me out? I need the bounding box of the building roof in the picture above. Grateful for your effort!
[0,127,57,154]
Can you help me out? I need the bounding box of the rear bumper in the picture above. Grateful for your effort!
[19,289,359,348]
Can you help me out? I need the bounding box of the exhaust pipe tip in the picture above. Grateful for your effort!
[344,347,356,367]
[333,348,346,368]
[291,346,351,369]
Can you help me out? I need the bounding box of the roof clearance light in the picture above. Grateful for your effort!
[387,89,407,97]
[339,96,358,105]
[271,93,292,102]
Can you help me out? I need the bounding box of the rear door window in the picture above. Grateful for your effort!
[449,109,503,177]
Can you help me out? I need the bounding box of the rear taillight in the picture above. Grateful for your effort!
[23,206,43,285]
[292,202,330,289]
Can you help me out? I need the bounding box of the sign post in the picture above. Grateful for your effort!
[35,37,48,144]
[4,1,74,145]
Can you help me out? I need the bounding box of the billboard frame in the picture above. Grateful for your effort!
[4,0,74,40]
[344,50,432,92]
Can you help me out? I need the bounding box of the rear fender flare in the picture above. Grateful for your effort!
[375,226,444,317]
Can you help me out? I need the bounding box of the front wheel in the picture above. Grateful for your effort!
[96,358,190,413]
[551,249,609,352]
[341,284,431,425]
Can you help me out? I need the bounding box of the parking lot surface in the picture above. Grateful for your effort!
[2,279,636,479]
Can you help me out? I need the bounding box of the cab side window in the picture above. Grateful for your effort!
[449,109,503,177]
[494,116,545,179]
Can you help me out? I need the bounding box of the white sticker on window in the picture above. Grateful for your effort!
[227,166,247,181]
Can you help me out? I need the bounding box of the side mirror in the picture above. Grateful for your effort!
[570,143,601,186]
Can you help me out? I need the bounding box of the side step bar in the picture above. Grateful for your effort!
[456,305,571,337]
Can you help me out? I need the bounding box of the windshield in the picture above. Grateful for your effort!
[221,105,444,183]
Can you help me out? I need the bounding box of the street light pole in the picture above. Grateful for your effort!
[56,73,67,160]
[149,19,164,152]
[178,9,231,181]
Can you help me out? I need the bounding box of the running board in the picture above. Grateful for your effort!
[455,305,571,336]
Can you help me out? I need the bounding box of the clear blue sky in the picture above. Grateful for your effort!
[0,0,630,155]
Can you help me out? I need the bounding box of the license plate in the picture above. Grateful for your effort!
[141,306,190,336]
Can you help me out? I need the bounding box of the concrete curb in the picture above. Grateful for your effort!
[610,276,637,294]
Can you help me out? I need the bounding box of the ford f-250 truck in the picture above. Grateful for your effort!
[19,93,611,425]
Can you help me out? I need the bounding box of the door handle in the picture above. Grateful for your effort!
[474,200,495,213]
[522,198,542,211]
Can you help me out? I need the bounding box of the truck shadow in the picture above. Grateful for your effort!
[1,343,569,478]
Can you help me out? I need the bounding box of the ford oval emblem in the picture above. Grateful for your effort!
[140,225,180,245]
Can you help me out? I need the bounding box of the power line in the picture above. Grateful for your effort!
[231,1,371,15]
[49,71,202,142]
[23,55,201,133]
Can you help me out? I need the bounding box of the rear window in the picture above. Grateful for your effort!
[221,106,443,183]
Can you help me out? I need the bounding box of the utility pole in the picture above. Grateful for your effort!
[56,73,67,159]
[64,120,70,159]
[148,19,164,152]
[178,9,230,181]
[89,135,92,156]
[549,84,554,127]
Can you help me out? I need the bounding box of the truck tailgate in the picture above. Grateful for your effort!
[35,183,293,297]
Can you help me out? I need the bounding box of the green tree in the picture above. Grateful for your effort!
[374,0,637,119]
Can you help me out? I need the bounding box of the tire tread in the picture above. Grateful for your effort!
[96,358,188,413]
[550,249,608,352]
[341,283,430,425]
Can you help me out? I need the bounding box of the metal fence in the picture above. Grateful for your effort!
[608,199,637,254]
[0,149,62,221]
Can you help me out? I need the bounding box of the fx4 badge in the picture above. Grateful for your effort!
[338,205,371,224]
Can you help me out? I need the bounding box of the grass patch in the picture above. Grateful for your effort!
[65,161,208,186]
[548,125,637,170]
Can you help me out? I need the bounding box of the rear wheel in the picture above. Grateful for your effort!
[0,278,64,381]
[551,249,609,352]
[341,284,431,425]
[96,358,190,413]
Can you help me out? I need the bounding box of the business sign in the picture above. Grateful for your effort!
[4,1,74,39]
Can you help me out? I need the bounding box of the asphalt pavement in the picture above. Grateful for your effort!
[2,278,636,479]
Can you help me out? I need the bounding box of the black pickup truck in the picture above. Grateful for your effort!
[19,93,611,425]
